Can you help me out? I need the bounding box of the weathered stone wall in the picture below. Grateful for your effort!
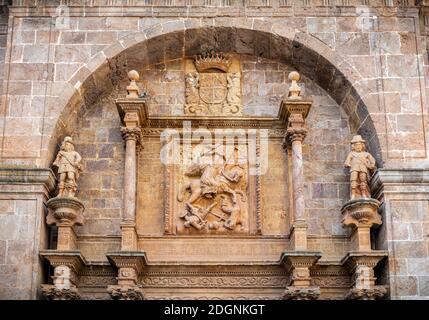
[0,7,427,167]
[73,92,125,238]
[0,4,8,101]
[0,1,428,299]
[373,170,429,300]
[0,169,54,299]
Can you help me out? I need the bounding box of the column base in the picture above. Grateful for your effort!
[120,223,138,251]
[282,286,320,300]
[289,222,308,251]
[346,286,387,300]
[107,285,145,300]
[41,284,80,300]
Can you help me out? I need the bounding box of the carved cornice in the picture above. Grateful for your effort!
[341,251,388,272]
[106,252,148,275]
[41,285,80,301]
[371,169,429,198]
[145,116,288,129]
[142,128,287,138]
[9,1,419,10]
[280,99,312,121]
[280,251,322,272]
[40,250,88,274]
[0,167,55,194]
[117,100,291,130]
[116,99,148,127]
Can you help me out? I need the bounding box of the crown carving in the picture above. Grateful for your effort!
[194,51,232,72]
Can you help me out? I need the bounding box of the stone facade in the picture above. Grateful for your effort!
[0,0,428,300]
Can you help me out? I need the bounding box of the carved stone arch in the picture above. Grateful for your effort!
[46,19,383,167]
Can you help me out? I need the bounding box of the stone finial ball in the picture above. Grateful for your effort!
[128,70,139,81]
[289,71,300,82]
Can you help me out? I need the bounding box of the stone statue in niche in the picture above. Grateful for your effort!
[177,145,247,233]
[53,136,83,197]
[344,135,376,199]
[184,51,242,116]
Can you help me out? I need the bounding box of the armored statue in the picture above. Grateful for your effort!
[53,136,83,197]
[344,135,376,200]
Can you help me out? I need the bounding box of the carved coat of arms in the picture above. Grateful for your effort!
[184,52,242,115]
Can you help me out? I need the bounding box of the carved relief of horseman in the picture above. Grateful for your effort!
[177,145,247,232]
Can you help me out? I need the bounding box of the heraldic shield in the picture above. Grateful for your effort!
[198,73,228,105]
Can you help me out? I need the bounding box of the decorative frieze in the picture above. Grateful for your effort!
[142,276,288,287]
[9,0,419,9]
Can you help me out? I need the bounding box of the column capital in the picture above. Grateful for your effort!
[286,127,308,144]
[121,126,142,144]
[280,93,312,149]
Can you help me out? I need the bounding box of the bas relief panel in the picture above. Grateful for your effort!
[164,141,261,235]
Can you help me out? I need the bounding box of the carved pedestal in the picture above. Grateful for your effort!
[40,251,87,300]
[46,197,84,250]
[289,222,308,252]
[342,251,388,300]
[107,252,147,300]
[41,197,86,300]
[342,198,381,252]
[40,197,85,300]
[121,223,138,251]
[281,252,321,300]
